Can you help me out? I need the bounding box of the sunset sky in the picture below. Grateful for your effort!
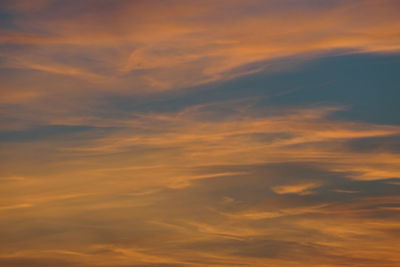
[1,0,400,266]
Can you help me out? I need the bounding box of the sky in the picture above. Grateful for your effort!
[0,0,400,266]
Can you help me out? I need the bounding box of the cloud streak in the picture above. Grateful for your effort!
[1,0,400,95]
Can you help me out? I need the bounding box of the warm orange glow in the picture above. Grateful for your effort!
[1,0,399,266]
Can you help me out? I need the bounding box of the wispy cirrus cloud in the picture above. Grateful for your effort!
[1,1,400,266]
[1,0,400,96]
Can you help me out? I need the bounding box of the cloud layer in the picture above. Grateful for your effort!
[1,0,400,266]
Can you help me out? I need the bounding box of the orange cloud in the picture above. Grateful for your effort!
[272,182,321,195]
[1,1,400,266]
[1,0,400,95]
